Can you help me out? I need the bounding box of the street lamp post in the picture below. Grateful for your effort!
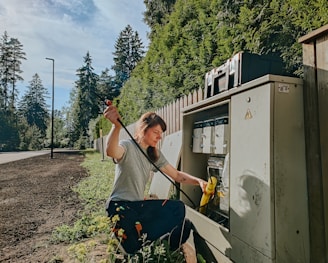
[46,57,55,159]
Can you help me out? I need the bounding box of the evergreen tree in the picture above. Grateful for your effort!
[143,0,176,38]
[0,31,12,110]
[8,37,26,109]
[97,68,118,101]
[119,0,220,115]
[216,0,297,72]
[0,31,26,110]
[112,25,145,91]
[45,109,68,148]
[0,32,26,151]
[61,106,74,148]
[18,73,49,137]
[117,0,328,123]
[0,109,20,151]
[116,73,152,124]
[71,51,99,148]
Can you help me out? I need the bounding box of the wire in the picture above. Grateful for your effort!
[116,118,197,208]
[91,89,197,208]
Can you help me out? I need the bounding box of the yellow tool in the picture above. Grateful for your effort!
[199,176,217,214]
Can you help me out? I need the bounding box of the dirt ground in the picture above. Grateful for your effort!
[0,151,89,263]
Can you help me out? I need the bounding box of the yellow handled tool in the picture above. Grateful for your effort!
[199,176,217,214]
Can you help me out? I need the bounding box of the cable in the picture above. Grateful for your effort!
[117,118,197,208]
[91,91,197,208]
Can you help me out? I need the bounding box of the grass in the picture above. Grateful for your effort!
[51,150,186,263]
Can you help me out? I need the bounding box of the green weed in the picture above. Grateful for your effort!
[51,150,186,262]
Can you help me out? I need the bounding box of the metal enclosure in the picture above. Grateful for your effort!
[181,75,310,263]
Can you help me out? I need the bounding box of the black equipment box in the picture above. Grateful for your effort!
[205,51,287,98]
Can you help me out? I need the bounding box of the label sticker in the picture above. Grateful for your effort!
[278,83,290,93]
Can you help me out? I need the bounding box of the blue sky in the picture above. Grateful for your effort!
[0,0,149,110]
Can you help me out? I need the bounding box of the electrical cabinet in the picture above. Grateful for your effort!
[181,75,310,263]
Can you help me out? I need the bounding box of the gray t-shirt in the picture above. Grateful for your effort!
[109,139,168,202]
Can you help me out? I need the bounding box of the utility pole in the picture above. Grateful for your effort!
[45,57,55,159]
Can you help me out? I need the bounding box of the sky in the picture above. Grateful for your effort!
[0,0,149,110]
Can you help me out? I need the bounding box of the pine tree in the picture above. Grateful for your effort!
[97,68,118,101]
[143,0,176,32]
[0,32,26,150]
[18,73,49,137]
[0,31,12,110]
[0,31,26,110]
[112,25,145,91]
[0,109,20,151]
[71,51,99,148]
[45,109,67,148]
[118,0,328,123]
[8,37,26,109]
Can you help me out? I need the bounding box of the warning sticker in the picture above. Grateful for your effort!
[245,109,253,120]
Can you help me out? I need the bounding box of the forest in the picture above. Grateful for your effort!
[1,0,328,151]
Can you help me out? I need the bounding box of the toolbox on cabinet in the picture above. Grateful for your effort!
[205,52,288,99]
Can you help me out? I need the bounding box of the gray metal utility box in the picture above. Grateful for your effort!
[181,74,310,263]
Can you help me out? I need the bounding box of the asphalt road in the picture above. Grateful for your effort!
[0,150,50,164]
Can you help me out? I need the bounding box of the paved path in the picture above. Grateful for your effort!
[0,150,50,164]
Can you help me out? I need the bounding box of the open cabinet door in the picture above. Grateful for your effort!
[148,130,182,199]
